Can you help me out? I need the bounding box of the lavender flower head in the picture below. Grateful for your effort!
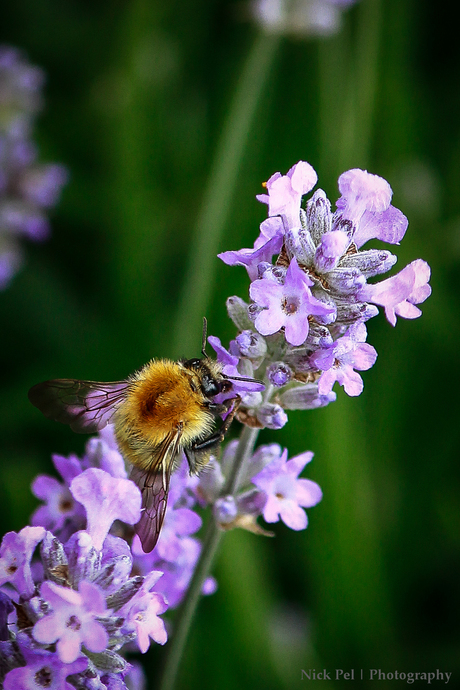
[0,46,68,288]
[219,160,431,414]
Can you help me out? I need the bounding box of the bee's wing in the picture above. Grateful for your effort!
[130,429,183,553]
[28,379,129,433]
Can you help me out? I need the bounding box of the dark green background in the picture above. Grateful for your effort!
[1,1,459,688]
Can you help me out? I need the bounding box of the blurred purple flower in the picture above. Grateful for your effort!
[0,45,67,288]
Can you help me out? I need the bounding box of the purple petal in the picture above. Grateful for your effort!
[279,501,308,530]
[295,479,323,507]
[70,468,142,550]
[285,451,314,477]
[81,618,109,654]
[353,204,408,248]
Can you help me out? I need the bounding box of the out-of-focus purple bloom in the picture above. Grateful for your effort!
[33,580,109,663]
[213,496,238,525]
[69,468,142,551]
[0,45,67,288]
[154,506,202,562]
[250,257,335,345]
[3,633,87,690]
[310,321,377,396]
[256,161,317,229]
[252,449,322,530]
[31,474,83,534]
[0,526,45,597]
[252,0,359,37]
[358,259,431,326]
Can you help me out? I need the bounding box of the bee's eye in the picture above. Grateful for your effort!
[201,375,221,398]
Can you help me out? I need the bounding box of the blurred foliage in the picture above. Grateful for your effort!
[1,0,460,688]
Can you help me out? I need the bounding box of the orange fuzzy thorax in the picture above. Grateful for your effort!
[113,359,215,471]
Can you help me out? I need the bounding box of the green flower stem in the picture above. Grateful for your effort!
[171,31,281,358]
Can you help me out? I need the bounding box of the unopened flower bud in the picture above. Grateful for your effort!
[234,330,267,360]
[267,361,293,387]
[256,403,288,430]
[213,496,238,525]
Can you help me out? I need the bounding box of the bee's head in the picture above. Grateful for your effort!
[183,357,231,399]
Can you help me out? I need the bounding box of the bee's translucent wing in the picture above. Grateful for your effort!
[28,379,129,433]
[130,429,183,553]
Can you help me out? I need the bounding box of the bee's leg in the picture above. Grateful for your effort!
[185,397,241,473]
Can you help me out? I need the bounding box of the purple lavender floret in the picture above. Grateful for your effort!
[252,449,322,530]
[0,45,68,288]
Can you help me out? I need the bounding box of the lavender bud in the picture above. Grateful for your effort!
[258,263,286,282]
[340,248,397,277]
[285,227,315,265]
[326,266,366,294]
[305,323,333,347]
[93,555,132,593]
[105,576,143,611]
[267,361,293,387]
[336,301,379,324]
[314,230,350,273]
[257,261,273,278]
[84,649,128,673]
[305,189,332,244]
[279,383,337,410]
[226,296,253,331]
[240,391,263,408]
[65,531,101,588]
[236,489,267,516]
[213,496,238,525]
[40,531,68,585]
[256,404,288,430]
[235,330,267,359]
[247,302,263,322]
[198,460,224,503]
[241,443,283,484]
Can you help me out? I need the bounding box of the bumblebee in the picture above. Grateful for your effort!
[29,321,259,552]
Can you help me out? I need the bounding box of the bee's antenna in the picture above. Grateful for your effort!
[226,374,264,385]
[201,317,208,358]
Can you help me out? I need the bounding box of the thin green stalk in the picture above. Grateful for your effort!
[171,31,280,358]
